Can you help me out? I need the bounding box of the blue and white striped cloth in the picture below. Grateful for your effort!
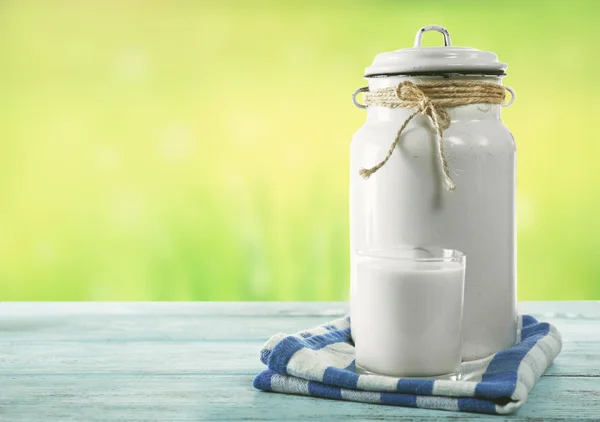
[253,315,562,415]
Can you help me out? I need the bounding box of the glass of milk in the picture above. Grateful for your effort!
[352,247,465,378]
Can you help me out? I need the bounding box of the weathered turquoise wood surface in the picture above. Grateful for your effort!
[0,302,599,421]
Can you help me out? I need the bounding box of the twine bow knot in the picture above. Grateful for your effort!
[358,80,509,191]
[396,81,451,131]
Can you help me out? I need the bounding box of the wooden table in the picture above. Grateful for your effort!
[1,302,599,421]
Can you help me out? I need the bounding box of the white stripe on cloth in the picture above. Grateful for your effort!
[287,342,354,382]
[457,353,495,383]
[270,374,310,395]
[510,322,563,404]
[304,327,332,336]
[320,342,355,368]
[330,318,351,330]
[432,379,478,397]
[292,317,351,342]
[340,389,381,403]
[546,325,563,356]
[262,333,286,354]
[356,375,399,392]
[416,396,460,411]
[287,348,330,382]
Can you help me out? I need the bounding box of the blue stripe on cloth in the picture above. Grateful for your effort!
[267,337,306,374]
[522,321,550,341]
[268,328,351,374]
[521,315,538,329]
[396,379,434,395]
[474,316,550,399]
[344,360,356,373]
[323,366,359,389]
[252,369,275,391]
[457,397,498,414]
[260,348,272,365]
[308,381,343,400]
[380,392,417,407]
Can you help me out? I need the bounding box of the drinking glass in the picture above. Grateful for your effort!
[352,247,466,378]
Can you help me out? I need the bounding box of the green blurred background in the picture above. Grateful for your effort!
[1,0,599,300]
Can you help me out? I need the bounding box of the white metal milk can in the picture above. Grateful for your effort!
[349,25,517,360]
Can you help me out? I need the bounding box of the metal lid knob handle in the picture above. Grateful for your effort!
[413,25,452,48]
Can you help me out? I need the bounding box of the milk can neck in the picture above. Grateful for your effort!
[366,75,503,121]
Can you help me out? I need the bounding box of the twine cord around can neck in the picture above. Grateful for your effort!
[359,80,508,191]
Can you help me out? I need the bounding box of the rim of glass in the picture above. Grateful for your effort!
[355,246,465,263]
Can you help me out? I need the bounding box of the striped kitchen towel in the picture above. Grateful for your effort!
[253,315,562,415]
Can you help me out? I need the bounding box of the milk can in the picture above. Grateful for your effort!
[350,25,517,360]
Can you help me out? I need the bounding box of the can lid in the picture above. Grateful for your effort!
[364,25,507,77]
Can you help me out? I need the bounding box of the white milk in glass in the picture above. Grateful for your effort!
[353,253,465,377]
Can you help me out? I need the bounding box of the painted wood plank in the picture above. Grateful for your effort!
[0,315,332,343]
[0,338,598,378]
[0,341,263,376]
[1,304,599,377]
[1,316,599,376]
[1,302,599,420]
[2,306,599,344]
[1,375,599,421]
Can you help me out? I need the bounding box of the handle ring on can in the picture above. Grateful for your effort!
[503,86,516,107]
[352,86,369,109]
